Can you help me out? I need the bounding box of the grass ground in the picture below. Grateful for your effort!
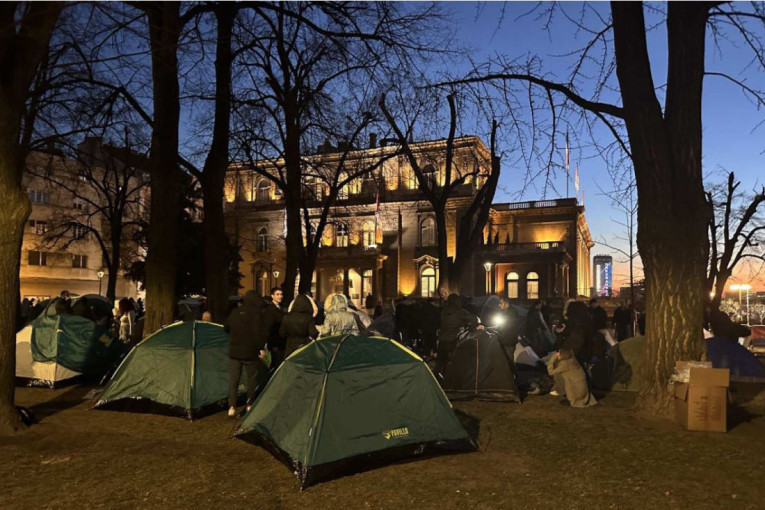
[2,383,764,510]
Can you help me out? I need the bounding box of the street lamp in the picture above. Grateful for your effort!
[483,262,493,295]
[97,271,105,295]
[730,283,752,325]
[273,270,279,280]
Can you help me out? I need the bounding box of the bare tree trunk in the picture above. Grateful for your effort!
[0,2,62,434]
[200,6,235,323]
[613,2,709,414]
[434,207,452,296]
[143,3,183,336]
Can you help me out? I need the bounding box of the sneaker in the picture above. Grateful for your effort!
[549,390,561,396]
[227,407,237,418]
[245,405,252,413]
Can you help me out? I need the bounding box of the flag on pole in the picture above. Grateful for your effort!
[574,165,580,192]
[581,190,585,206]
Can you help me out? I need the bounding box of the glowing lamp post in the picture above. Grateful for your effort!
[97,271,105,295]
[483,262,493,295]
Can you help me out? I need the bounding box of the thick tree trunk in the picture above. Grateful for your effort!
[105,222,122,301]
[298,256,317,295]
[143,4,183,336]
[612,2,709,414]
[202,184,229,321]
[0,2,62,434]
[434,207,452,297]
[200,6,234,323]
[0,187,31,435]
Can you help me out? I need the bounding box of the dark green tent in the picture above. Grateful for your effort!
[235,334,476,488]
[25,312,120,385]
[94,321,262,419]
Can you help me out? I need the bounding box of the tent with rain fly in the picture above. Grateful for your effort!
[441,330,521,402]
[16,311,120,387]
[94,321,265,419]
[705,337,765,380]
[235,334,476,488]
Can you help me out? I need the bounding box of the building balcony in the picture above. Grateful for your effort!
[478,241,567,254]
[317,244,382,259]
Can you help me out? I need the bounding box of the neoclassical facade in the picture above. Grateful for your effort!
[224,136,593,308]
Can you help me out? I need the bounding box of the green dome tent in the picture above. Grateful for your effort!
[235,334,477,488]
[94,321,262,419]
[16,312,120,387]
[590,336,645,392]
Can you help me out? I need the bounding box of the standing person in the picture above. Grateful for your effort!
[20,298,31,324]
[613,301,631,342]
[263,287,285,368]
[279,293,320,357]
[541,300,553,329]
[557,301,595,368]
[365,293,375,313]
[438,294,483,376]
[224,290,268,418]
[321,293,360,337]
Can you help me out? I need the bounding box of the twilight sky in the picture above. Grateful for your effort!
[445,2,765,292]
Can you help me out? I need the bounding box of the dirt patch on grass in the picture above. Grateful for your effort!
[2,383,764,509]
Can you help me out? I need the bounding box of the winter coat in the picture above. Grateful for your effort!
[321,294,360,337]
[558,302,595,365]
[709,308,751,340]
[263,303,285,350]
[590,305,608,330]
[279,294,319,356]
[119,314,132,343]
[547,355,597,408]
[224,290,266,361]
[439,303,478,348]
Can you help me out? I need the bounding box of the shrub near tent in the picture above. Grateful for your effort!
[94,321,264,419]
[235,334,477,488]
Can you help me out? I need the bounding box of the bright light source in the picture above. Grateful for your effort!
[493,314,506,327]
[483,262,493,272]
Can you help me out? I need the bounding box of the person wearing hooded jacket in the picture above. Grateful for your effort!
[437,294,482,376]
[321,293,360,337]
[279,294,319,357]
[224,290,267,417]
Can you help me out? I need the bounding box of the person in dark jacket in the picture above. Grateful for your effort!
[558,301,595,367]
[224,290,267,417]
[494,296,519,354]
[263,287,285,368]
[708,305,751,340]
[437,294,482,375]
[613,301,632,341]
[279,294,319,357]
[589,298,608,330]
[525,300,553,356]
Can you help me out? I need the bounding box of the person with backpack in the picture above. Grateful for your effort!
[224,290,268,418]
[279,294,320,357]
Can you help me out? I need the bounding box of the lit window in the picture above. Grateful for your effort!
[257,180,271,203]
[336,223,349,247]
[422,165,437,188]
[421,266,436,298]
[72,225,88,239]
[506,272,519,299]
[526,272,539,299]
[362,221,375,247]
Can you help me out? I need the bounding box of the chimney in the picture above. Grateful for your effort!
[369,133,377,148]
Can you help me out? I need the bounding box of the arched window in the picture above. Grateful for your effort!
[256,227,268,252]
[256,179,271,202]
[338,172,350,200]
[422,164,437,188]
[336,222,349,247]
[526,271,539,299]
[421,266,436,298]
[506,272,519,299]
[420,217,436,246]
[362,220,375,247]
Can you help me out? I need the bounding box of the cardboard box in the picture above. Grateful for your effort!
[674,361,729,433]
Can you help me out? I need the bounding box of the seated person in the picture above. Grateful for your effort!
[546,349,597,408]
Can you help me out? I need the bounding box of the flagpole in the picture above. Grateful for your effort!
[565,130,570,198]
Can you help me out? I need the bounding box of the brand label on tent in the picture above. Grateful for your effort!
[382,427,409,440]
